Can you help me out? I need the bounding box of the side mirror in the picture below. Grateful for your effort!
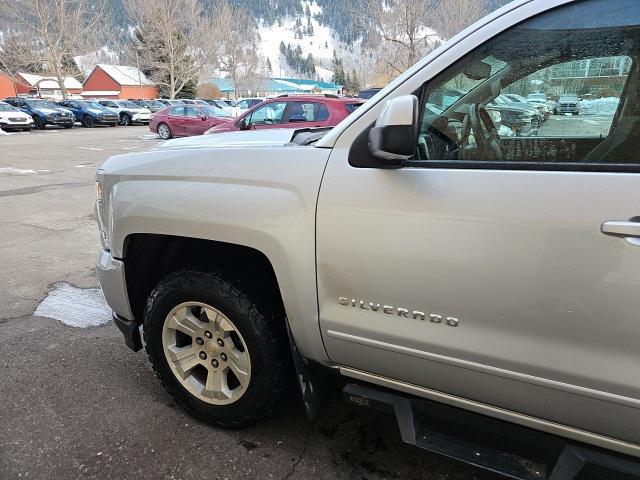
[239,117,250,130]
[368,95,419,167]
[201,115,207,121]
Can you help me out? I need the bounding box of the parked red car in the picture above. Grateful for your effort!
[150,104,233,139]
[204,95,365,134]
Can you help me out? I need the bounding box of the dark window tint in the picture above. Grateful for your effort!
[288,102,329,122]
[317,103,330,121]
[416,0,640,170]
[345,103,362,113]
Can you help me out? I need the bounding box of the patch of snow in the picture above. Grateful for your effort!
[34,283,112,328]
[76,146,104,151]
[578,97,620,116]
[96,64,154,86]
[0,167,49,176]
[18,72,82,90]
[258,1,338,81]
[74,46,120,76]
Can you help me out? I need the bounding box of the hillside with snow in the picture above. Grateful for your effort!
[257,1,352,82]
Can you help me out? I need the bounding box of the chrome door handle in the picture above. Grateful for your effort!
[601,220,640,238]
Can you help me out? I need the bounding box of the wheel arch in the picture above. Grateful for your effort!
[123,233,286,333]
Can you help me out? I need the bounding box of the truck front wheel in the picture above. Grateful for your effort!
[143,270,284,428]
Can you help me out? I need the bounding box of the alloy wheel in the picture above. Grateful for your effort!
[158,124,171,139]
[162,302,251,405]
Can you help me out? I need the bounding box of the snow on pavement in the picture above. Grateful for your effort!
[0,167,50,176]
[34,283,112,328]
[579,97,620,115]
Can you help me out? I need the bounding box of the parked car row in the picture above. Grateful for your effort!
[1,94,365,136]
[486,94,549,134]
[0,96,154,131]
[148,94,366,140]
[2,98,74,130]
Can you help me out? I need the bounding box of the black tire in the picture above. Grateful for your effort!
[33,116,45,130]
[157,123,172,139]
[143,270,284,428]
[120,113,132,126]
[82,115,95,128]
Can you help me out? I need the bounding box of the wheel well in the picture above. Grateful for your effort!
[122,234,286,325]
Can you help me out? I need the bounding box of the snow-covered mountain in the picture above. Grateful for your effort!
[258,1,346,82]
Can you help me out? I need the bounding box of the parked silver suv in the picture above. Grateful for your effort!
[96,0,640,475]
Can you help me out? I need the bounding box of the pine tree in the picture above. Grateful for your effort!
[176,78,198,99]
[331,50,346,85]
[266,57,272,77]
[350,68,360,92]
[279,41,286,56]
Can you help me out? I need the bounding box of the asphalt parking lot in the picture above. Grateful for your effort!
[0,126,500,480]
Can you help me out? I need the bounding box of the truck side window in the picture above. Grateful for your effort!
[416,0,640,170]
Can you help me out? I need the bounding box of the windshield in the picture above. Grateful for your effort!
[118,101,140,108]
[203,106,232,117]
[145,100,165,108]
[26,99,59,109]
[83,101,107,110]
[0,103,17,112]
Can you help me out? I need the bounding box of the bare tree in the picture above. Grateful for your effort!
[126,0,223,99]
[215,1,264,98]
[368,0,441,77]
[361,0,487,83]
[0,0,108,98]
[431,0,487,40]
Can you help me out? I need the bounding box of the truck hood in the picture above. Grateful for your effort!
[156,128,301,150]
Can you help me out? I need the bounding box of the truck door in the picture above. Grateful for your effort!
[316,0,640,445]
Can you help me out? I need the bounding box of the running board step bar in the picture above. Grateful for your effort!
[343,383,640,480]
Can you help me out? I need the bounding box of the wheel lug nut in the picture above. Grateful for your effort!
[217,338,224,347]
[204,331,212,339]
[220,353,227,362]
[211,359,219,368]
[195,337,204,345]
[199,351,207,360]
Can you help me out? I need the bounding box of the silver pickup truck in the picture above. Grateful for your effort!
[96,0,640,477]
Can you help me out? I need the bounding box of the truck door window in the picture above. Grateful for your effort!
[416,0,640,171]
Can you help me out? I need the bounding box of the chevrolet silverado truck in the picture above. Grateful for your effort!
[96,0,640,477]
